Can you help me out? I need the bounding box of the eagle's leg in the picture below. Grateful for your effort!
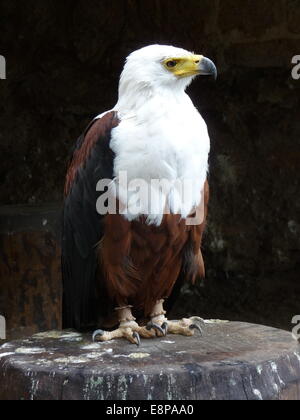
[93,306,164,346]
[148,299,168,336]
[149,300,204,337]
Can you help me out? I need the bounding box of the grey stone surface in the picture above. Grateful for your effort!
[1,322,300,400]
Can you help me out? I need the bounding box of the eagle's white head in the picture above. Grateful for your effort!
[116,44,217,113]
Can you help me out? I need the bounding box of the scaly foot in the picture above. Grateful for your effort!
[162,317,204,337]
[149,300,204,338]
[92,320,164,346]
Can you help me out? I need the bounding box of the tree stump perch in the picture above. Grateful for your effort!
[0,321,300,400]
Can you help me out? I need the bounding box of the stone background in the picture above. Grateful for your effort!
[0,0,300,334]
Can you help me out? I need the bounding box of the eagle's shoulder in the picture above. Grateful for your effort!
[65,111,119,196]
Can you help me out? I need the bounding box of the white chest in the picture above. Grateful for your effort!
[110,99,210,225]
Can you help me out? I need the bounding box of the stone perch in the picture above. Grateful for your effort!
[0,321,300,400]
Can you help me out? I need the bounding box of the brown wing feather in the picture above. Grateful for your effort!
[64,112,119,196]
[62,111,120,330]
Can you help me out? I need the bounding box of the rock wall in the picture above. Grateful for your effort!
[0,205,62,341]
[0,0,299,330]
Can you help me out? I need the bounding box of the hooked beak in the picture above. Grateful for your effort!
[198,57,218,80]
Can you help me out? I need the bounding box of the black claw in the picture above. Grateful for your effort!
[147,323,165,336]
[92,330,105,342]
[132,332,141,347]
[161,322,169,336]
[190,324,203,336]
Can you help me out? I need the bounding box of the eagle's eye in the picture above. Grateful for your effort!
[166,60,178,68]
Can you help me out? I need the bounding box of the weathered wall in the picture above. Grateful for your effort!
[0,205,62,341]
[0,0,300,331]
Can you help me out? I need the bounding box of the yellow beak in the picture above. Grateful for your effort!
[164,55,217,79]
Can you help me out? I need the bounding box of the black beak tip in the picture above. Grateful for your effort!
[208,61,218,81]
[200,57,218,81]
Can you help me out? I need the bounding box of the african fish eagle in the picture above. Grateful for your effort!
[62,45,217,345]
